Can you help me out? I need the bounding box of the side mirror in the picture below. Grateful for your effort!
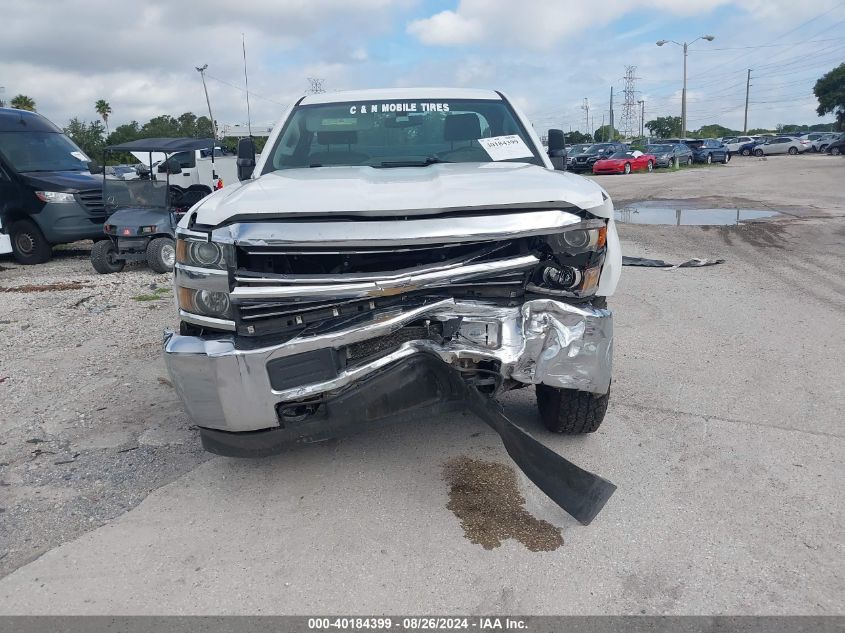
[547,129,565,153]
[166,159,182,175]
[237,138,256,181]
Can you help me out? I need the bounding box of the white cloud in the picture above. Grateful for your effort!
[407,10,484,45]
[407,0,734,50]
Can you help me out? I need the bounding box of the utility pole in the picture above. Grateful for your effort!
[600,114,605,141]
[743,69,752,134]
[581,98,590,137]
[609,87,614,140]
[638,100,645,137]
[195,64,218,140]
[656,36,715,139]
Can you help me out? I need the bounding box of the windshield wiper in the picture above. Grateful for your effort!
[376,156,454,168]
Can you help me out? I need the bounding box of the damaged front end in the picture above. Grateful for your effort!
[164,203,619,522]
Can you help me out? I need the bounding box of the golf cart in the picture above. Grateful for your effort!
[90,138,218,274]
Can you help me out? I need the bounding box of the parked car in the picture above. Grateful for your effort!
[645,143,693,167]
[162,88,622,524]
[568,142,627,172]
[592,150,656,174]
[813,133,841,153]
[826,134,845,155]
[753,136,808,156]
[737,139,767,156]
[0,107,105,264]
[564,143,593,169]
[722,136,755,153]
[685,139,730,164]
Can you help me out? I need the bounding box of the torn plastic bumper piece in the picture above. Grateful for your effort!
[198,352,616,525]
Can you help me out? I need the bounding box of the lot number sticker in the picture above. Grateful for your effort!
[478,135,534,161]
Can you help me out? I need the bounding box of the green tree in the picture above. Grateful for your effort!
[566,130,592,144]
[813,62,845,130]
[645,116,681,138]
[95,100,112,136]
[64,118,106,161]
[747,128,774,135]
[593,125,619,142]
[695,124,737,138]
[10,94,36,111]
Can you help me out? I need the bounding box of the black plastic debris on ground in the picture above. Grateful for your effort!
[623,256,725,268]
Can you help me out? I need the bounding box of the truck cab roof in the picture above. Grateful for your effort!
[299,87,503,105]
[0,107,62,133]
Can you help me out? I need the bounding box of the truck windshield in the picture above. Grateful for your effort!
[263,99,543,171]
[0,131,91,173]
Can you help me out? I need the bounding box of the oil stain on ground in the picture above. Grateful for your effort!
[443,456,563,551]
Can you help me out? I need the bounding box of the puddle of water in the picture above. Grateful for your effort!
[615,202,779,225]
[443,456,563,551]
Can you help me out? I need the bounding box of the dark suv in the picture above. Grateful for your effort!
[685,139,730,164]
[568,142,627,172]
[0,108,104,264]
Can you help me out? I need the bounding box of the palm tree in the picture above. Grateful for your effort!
[10,94,36,111]
[95,99,112,136]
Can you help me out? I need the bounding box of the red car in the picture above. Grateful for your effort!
[592,151,656,175]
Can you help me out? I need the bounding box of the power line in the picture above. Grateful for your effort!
[307,78,326,94]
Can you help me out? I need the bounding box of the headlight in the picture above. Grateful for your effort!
[35,191,76,203]
[178,287,232,319]
[175,238,229,270]
[550,223,607,253]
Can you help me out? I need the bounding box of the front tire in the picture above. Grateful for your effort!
[741,148,751,156]
[623,162,631,175]
[788,147,798,155]
[832,147,842,156]
[9,219,52,265]
[146,237,176,273]
[687,157,693,166]
[754,149,764,157]
[90,239,125,274]
[646,160,654,172]
[705,154,712,164]
[722,153,730,164]
[536,385,610,434]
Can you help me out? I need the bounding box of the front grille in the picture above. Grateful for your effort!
[76,189,105,218]
[231,238,535,336]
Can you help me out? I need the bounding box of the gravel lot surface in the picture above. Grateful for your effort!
[0,154,842,614]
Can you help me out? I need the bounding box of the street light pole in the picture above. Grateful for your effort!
[195,64,218,140]
[657,35,714,138]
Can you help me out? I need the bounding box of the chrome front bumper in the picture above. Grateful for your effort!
[163,298,613,433]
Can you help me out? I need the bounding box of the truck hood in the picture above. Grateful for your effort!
[191,162,611,226]
[20,170,102,191]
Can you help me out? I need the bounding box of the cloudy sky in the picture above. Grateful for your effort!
[1,0,843,134]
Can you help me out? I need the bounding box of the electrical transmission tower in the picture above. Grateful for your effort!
[620,65,639,140]
[306,77,326,94]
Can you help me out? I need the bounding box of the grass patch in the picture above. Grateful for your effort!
[133,286,171,302]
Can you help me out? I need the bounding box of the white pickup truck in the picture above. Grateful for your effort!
[163,88,622,521]
[132,147,239,189]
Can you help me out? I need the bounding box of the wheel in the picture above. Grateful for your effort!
[146,237,176,273]
[722,152,730,164]
[90,239,125,274]
[8,219,52,265]
[623,162,631,174]
[705,154,712,164]
[754,149,764,157]
[646,160,654,172]
[741,148,751,156]
[819,145,828,152]
[832,147,842,156]
[687,157,693,166]
[536,384,610,434]
[810,146,818,153]
[788,147,798,155]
